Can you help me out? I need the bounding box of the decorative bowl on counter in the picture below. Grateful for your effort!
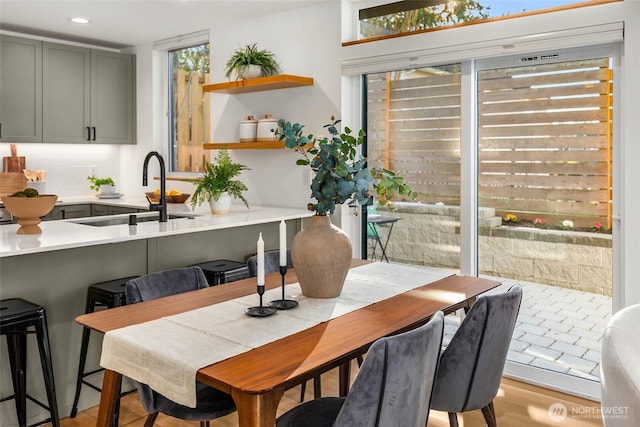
[145,192,190,204]
[1,194,58,234]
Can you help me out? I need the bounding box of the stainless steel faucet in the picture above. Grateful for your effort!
[142,151,167,222]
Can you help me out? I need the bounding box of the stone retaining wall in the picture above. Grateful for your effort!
[372,202,612,295]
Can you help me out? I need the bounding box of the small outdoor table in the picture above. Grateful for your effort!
[367,215,401,262]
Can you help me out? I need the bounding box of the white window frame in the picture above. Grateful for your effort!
[153,30,210,174]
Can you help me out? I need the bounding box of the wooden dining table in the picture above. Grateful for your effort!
[76,259,500,427]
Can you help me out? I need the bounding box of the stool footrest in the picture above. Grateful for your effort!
[26,394,53,412]
[0,393,56,427]
[28,418,54,427]
[82,367,105,378]
[81,379,103,393]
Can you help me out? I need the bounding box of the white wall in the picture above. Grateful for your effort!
[206,1,343,209]
[618,1,640,308]
[0,143,121,196]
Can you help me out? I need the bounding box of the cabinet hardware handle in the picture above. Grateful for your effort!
[87,127,91,141]
[92,127,96,141]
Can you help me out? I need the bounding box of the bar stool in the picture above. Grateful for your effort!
[69,276,138,424]
[0,298,60,427]
[191,259,249,286]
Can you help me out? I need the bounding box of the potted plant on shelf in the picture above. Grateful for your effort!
[224,43,279,80]
[189,148,250,214]
[276,116,373,297]
[87,175,116,195]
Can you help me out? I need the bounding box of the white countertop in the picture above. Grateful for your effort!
[0,195,312,258]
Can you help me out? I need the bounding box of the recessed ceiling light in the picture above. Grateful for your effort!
[69,17,91,24]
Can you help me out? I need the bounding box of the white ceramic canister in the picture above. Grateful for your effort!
[257,114,278,141]
[239,115,258,142]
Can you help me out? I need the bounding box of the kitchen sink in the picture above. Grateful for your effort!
[71,212,196,227]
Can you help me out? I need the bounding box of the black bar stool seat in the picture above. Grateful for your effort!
[191,259,249,285]
[0,298,60,427]
[70,276,138,424]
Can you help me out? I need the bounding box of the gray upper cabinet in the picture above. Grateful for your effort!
[91,50,135,144]
[42,43,90,143]
[0,35,42,143]
[43,43,135,144]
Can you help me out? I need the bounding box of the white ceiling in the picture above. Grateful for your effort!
[0,0,329,49]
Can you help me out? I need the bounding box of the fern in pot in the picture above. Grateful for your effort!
[225,43,279,80]
[190,149,250,214]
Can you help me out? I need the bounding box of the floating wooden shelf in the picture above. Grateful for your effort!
[204,141,288,150]
[203,74,314,94]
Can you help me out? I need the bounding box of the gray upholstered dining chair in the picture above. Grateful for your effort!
[430,284,523,427]
[276,311,445,427]
[247,248,293,277]
[125,267,236,427]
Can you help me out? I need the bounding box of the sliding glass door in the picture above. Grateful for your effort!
[365,65,462,270]
[363,43,619,397]
[476,45,618,396]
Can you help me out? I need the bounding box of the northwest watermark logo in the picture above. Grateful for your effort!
[548,403,567,423]
[548,402,629,422]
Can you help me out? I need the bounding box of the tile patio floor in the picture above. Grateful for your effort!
[442,277,612,382]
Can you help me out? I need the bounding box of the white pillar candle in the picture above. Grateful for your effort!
[279,219,287,267]
[257,232,265,286]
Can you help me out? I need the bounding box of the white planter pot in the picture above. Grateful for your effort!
[235,64,261,80]
[99,184,116,195]
[209,192,232,214]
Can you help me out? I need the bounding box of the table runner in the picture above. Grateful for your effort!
[100,262,451,407]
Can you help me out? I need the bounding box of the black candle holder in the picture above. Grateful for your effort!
[246,283,277,317]
[268,266,299,310]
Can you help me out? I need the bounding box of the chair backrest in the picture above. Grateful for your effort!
[431,284,523,413]
[247,249,292,277]
[125,266,209,304]
[333,311,444,427]
[124,266,209,414]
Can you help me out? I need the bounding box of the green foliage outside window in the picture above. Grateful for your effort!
[171,43,210,73]
[360,1,490,38]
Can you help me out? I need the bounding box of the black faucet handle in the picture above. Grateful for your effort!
[145,195,158,210]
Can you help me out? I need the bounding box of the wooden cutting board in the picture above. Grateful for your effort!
[3,144,26,173]
[0,173,27,196]
[3,156,26,172]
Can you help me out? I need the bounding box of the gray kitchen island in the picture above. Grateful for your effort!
[0,198,311,426]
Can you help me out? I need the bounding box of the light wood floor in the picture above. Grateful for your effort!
[60,363,603,427]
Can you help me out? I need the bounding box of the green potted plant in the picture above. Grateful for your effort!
[87,175,116,195]
[275,116,372,297]
[224,43,279,80]
[277,116,372,216]
[189,148,250,214]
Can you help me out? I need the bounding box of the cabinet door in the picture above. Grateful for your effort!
[43,204,92,220]
[91,204,109,216]
[91,50,135,144]
[42,43,91,143]
[107,206,140,215]
[0,36,42,142]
